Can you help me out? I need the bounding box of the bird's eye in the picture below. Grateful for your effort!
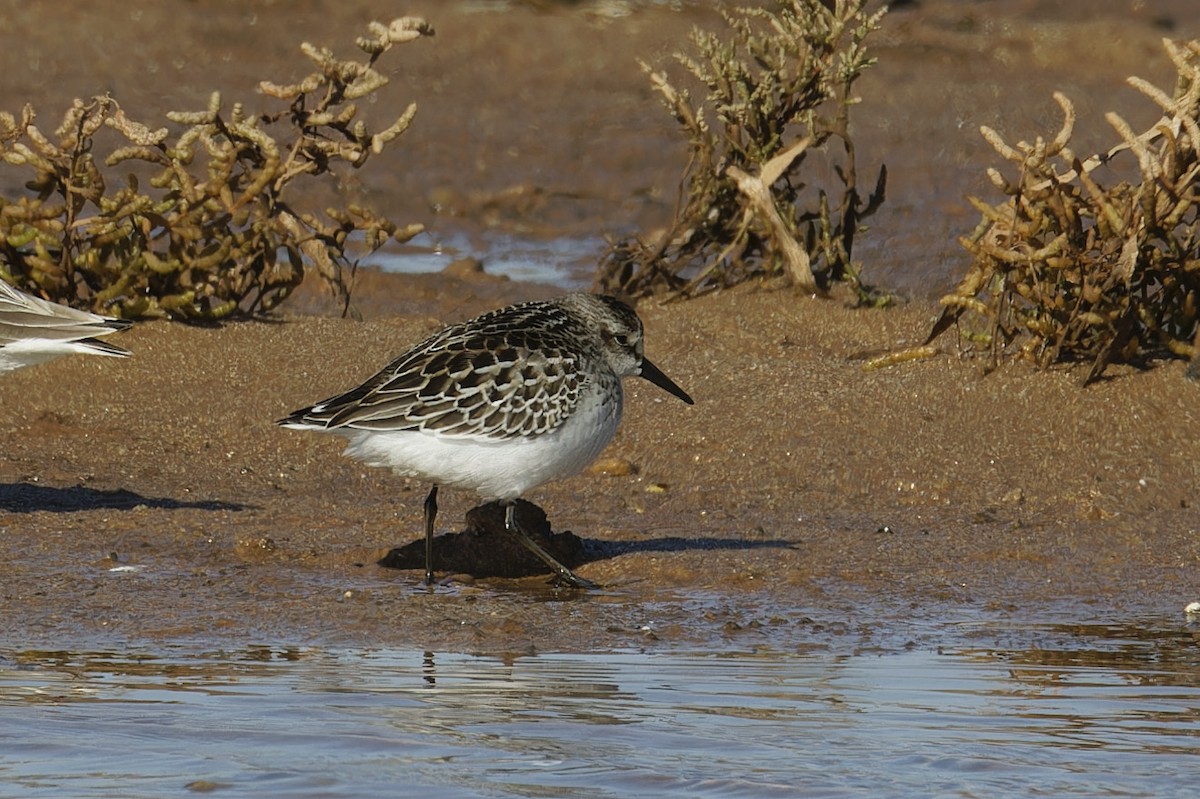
[601,329,635,349]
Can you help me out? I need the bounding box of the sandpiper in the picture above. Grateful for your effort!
[278,292,693,588]
[0,280,131,375]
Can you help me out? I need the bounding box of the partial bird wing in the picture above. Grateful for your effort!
[280,318,588,439]
[0,280,131,349]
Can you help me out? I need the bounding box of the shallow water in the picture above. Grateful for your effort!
[3,620,1199,799]
[369,230,600,288]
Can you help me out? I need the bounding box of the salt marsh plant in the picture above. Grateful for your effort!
[926,38,1200,384]
[597,0,887,301]
[0,18,431,320]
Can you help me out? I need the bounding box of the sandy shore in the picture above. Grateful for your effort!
[1,277,1197,652]
[1,1,1198,653]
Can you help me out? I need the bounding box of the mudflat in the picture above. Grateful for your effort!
[0,1,1197,652]
[3,285,1197,651]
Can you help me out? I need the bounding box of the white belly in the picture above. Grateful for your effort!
[337,382,623,500]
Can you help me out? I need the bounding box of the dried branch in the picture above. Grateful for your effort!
[597,0,887,303]
[928,37,1200,384]
[0,17,433,320]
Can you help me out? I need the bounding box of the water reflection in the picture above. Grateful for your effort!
[1,621,1199,798]
[958,621,1200,680]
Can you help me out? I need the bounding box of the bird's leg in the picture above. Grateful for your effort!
[423,485,439,586]
[503,501,597,589]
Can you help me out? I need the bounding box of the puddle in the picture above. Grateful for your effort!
[366,230,601,288]
[3,620,1199,798]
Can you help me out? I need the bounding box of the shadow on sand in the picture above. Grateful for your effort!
[0,483,250,514]
[379,498,796,582]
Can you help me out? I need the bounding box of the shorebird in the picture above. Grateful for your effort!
[278,292,693,588]
[0,280,131,374]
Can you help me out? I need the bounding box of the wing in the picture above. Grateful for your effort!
[0,281,131,347]
[282,306,588,439]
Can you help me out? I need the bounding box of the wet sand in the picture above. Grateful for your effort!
[3,287,1197,651]
[1,1,1198,653]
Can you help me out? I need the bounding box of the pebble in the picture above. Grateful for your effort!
[587,456,637,477]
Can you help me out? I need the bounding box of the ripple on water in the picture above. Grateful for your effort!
[1,623,1199,798]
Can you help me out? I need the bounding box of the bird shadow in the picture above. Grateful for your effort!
[0,482,251,514]
[378,499,797,581]
[583,534,796,559]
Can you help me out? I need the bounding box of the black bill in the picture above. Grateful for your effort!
[639,357,694,405]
